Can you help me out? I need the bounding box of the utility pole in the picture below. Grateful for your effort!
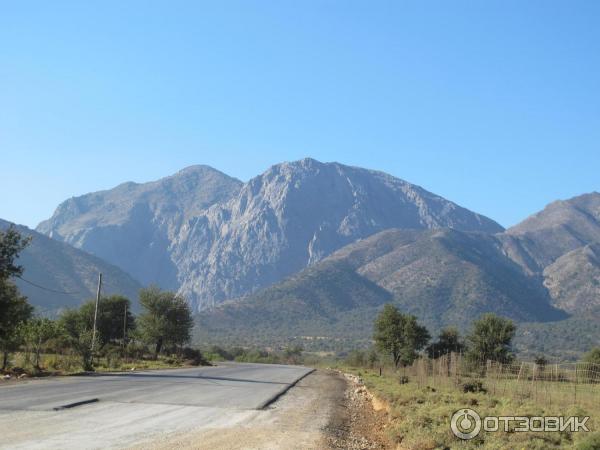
[123,304,127,345]
[123,302,128,362]
[91,272,102,352]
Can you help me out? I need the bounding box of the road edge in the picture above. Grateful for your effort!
[257,368,316,410]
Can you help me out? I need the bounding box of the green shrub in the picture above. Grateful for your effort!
[461,380,486,393]
[207,345,234,360]
[345,350,367,367]
[577,432,600,450]
[181,347,209,366]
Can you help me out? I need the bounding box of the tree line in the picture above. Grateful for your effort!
[0,227,195,373]
[372,303,600,368]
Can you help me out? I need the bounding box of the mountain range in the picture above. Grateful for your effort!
[37,158,502,310]
[9,158,599,358]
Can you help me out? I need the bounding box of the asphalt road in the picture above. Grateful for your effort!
[0,362,314,449]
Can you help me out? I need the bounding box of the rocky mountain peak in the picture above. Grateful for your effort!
[36,165,243,288]
[172,159,503,308]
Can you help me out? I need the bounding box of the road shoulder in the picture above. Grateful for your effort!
[135,369,389,450]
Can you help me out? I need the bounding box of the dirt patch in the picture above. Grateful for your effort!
[324,372,391,449]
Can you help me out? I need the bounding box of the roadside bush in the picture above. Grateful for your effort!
[126,341,147,360]
[45,354,60,371]
[461,380,486,393]
[229,347,247,359]
[234,348,280,364]
[283,345,303,364]
[103,344,123,369]
[345,350,367,367]
[367,348,379,368]
[583,347,600,366]
[21,318,63,372]
[203,351,225,362]
[181,347,209,366]
[207,345,233,361]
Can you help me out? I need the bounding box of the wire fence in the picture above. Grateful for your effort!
[393,353,600,409]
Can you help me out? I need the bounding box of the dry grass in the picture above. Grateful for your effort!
[3,351,188,377]
[337,363,600,450]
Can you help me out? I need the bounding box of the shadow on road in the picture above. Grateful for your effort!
[80,372,290,385]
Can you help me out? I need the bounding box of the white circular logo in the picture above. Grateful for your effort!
[451,408,481,440]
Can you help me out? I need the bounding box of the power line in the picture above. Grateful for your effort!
[15,274,130,298]
[14,275,81,295]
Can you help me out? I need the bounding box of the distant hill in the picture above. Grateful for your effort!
[493,213,600,361]
[38,158,503,310]
[515,306,600,361]
[196,228,566,349]
[505,192,600,270]
[197,259,393,348]
[1,219,143,316]
[543,243,600,313]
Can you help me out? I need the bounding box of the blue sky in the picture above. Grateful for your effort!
[1,1,598,228]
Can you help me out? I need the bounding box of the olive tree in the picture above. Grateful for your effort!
[373,304,430,368]
[138,286,193,358]
[78,295,135,348]
[466,313,516,364]
[427,327,465,358]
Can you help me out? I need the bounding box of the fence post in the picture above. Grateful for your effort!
[555,363,560,405]
[495,362,503,396]
[516,362,525,398]
[574,363,578,405]
[531,363,537,402]
[451,352,457,385]
[432,354,436,388]
[460,352,463,382]
[516,361,524,382]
